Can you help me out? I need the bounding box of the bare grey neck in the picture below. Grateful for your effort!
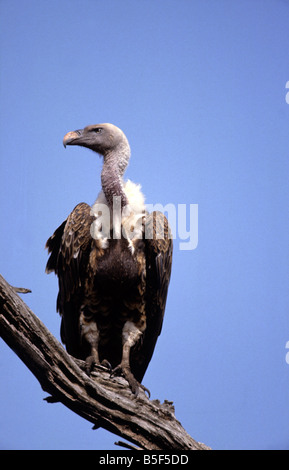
[101,139,131,208]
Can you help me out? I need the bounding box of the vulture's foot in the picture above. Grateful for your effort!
[111,364,150,398]
[85,355,111,375]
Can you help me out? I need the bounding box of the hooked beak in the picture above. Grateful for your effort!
[63,129,83,148]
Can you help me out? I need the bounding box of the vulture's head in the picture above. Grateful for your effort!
[63,123,131,173]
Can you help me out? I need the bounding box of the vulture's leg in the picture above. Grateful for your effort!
[112,321,150,397]
[79,312,102,374]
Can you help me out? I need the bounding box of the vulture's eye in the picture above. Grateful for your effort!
[92,128,102,134]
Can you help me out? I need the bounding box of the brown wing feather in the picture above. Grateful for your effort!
[131,210,173,382]
[45,202,95,356]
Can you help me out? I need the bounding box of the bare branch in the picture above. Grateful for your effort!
[0,273,210,450]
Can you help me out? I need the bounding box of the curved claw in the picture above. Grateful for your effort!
[101,359,112,372]
[139,383,151,399]
[111,364,122,377]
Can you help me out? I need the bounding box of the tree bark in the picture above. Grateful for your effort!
[0,273,210,450]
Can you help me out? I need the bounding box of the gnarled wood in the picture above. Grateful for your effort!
[0,273,210,450]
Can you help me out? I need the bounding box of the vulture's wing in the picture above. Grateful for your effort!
[45,202,94,357]
[131,211,173,382]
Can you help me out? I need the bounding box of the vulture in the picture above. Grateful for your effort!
[46,123,173,395]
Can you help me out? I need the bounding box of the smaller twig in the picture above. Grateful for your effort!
[12,286,32,294]
[43,395,60,404]
[115,441,143,451]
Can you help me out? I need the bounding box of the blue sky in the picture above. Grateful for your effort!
[1,0,289,450]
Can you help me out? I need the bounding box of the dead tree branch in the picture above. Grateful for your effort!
[0,273,210,450]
